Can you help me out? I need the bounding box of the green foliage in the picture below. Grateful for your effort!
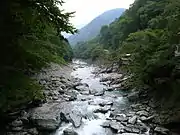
[117,0,180,103]
[0,70,44,111]
[74,0,180,103]
[0,0,75,111]
[73,39,110,62]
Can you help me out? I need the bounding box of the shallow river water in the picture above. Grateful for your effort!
[53,60,130,135]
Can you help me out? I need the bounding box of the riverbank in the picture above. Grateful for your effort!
[3,60,180,135]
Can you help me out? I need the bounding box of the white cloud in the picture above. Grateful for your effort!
[62,0,135,28]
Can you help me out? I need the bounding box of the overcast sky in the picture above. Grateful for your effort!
[63,0,135,29]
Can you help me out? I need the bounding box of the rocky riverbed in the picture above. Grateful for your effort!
[4,60,180,135]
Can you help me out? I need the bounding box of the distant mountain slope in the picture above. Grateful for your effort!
[68,8,125,46]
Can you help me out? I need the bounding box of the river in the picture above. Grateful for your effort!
[53,60,130,135]
[3,60,176,135]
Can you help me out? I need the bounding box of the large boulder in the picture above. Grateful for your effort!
[30,103,62,131]
[99,100,113,107]
[100,76,112,82]
[154,126,169,135]
[118,133,139,135]
[11,127,23,132]
[69,111,82,128]
[63,128,78,135]
[75,84,89,91]
[101,121,111,128]
[94,106,111,114]
[109,121,124,133]
[63,91,77,101]
[11,119,23,127]
[128,116,137,125]
[136,111,149,117]
[6,132,28,135]
[89,89,105,96]
[27,128,39,135]
[115,114,128,122]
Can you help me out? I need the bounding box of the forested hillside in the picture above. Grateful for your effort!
[74,0,180,105]
[0,0,75,112]
[68,8,125,45]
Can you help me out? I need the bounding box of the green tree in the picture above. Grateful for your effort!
[0,0,76,111]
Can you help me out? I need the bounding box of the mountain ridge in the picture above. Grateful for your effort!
[68,8,125,46]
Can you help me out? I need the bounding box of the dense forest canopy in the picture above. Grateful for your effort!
[0,0,76,111]
[73,0,180,105]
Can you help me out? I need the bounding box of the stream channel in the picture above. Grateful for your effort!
[53,60,130,135]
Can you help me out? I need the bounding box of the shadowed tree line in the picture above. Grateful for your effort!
[0,0,76,112]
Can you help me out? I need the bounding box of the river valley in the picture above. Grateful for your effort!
[5,60,178,135]
[53,60,130,135]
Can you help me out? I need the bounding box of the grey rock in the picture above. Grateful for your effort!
[60,78,67,83]
[136,111,149,117]
[104,128,114,135]
[53,91,60,96]
[94,106,111,114]
[111,108,115,111]
[12,126,23,131]
[39,80,47,85]
[27,128,38,135]
[58,87,65,94]
[20,110,28,117]
[53,96,59,100]
[131,127,140,133]
[63,128,78,135]
[46,91,54,97]
[80,91,89,95]
[63,92,77,101]
[126,112,136,117]
[140,116,148,121]
[109,112,116,117]
[80,97,88,101]
[115,114,128,122]
[69,111,82,128]
[131,104,142,109]
[124,126,132,132]
[89,89,96,95]
[127,92,139,102]
[140,115,154,122]
[65,81,74,88]
[104,87,114,91]
[99,101,113,107]
[75,85,89,91]
[75,83,89,87]
[101,121,111,128]
[110,121,124,133]
[30,103,62,131]
[100,76,112,82]
[121,121,128,126]
[140,126,148,133]
[146,107,151,112]
[51,77,61,82]
[119,133,140,135]
[7,132,28,135]
[20,116,29,124]
[154,126,169,135]
[11,119,23,127]
[94,90,105,96]
[128,116,137,125]
[61,84,66,89]
[122,93,128,97]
